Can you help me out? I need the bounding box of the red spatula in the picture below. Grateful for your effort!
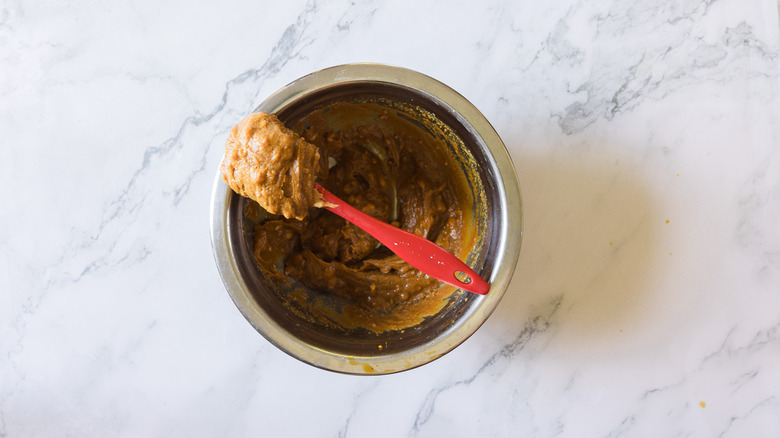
[315,183,489,295]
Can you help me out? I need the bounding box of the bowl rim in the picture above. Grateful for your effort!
[210,63,523,374]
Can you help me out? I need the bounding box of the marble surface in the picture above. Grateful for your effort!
[2,0,779,436]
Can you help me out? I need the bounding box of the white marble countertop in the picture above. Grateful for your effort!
[3,1,779,436]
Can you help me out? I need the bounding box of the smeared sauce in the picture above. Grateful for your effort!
[227,102,478,333]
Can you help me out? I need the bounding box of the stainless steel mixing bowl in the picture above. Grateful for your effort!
[210,63,522,374]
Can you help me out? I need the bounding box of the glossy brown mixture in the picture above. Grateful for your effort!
[220,112,324,220]
[225,104,473,332]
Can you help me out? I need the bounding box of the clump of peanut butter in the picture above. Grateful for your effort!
[220,112,324,220]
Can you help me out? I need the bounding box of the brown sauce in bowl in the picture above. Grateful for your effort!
[229,102,479,333]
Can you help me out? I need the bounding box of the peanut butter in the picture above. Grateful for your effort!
[220,112,324,221]
[222,103,475,332]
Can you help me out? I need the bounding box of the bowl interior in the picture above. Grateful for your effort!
[225,81,504,359]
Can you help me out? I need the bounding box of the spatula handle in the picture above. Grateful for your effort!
[315,183,489,295]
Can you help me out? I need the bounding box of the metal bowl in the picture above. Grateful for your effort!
[210,64,522,374]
